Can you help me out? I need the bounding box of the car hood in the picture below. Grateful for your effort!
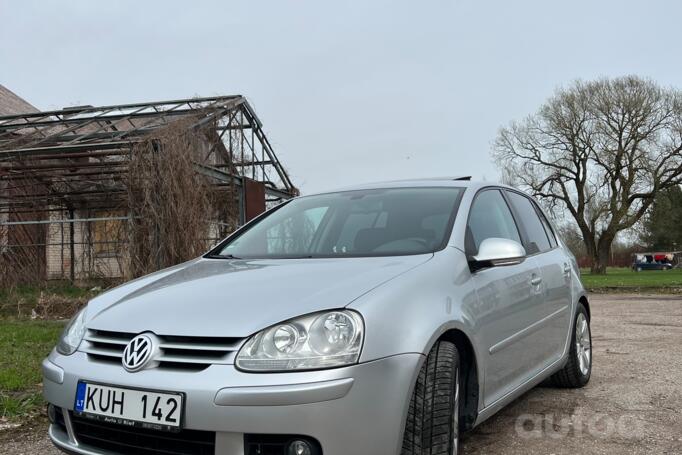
[86,255,432,337]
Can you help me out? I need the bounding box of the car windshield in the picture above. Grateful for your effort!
[212,187,465,259]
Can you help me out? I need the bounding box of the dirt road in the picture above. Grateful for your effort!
[2,294,681,454]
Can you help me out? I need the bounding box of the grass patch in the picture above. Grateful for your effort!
[580,267,682,292]
[0,320,64,421]
[0,282,104,420]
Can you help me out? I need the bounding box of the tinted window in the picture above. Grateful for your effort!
[505,191,552,254]
[466,190,521,255]
[216,187,464,258]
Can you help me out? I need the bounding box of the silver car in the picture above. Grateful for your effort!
[43,178,592,455]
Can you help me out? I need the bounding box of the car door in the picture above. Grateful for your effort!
[504,190,573,369]
[465,188,545,406]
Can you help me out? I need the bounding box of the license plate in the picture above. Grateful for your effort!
[74,381,184,432]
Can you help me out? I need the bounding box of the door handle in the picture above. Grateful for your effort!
[563,263,572,275]
[530,276,543,286]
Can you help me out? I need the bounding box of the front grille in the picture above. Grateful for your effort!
[70,412,215,455]
[81,329,243,371]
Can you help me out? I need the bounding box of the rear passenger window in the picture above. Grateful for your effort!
[466,190,521,255]
[538,211,557,248]
[505,191,552,254]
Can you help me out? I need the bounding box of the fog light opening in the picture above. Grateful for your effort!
[47,404,56,424]
[288,439,313,455]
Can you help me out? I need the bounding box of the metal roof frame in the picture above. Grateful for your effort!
[0,95,296,213]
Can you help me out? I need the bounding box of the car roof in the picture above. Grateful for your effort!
[312,177,515,195]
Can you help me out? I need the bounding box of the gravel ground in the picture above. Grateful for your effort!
[461,294,682,454]
[2,293,681,454]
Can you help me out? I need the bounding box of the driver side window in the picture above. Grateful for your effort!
[466,189,521,255]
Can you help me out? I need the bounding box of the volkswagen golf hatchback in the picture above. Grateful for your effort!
[44,178,592,455]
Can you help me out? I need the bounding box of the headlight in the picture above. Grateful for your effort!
[56,307,87,355]
[236,310,364,372]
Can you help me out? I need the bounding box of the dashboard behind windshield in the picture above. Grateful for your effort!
[211,187,465,259]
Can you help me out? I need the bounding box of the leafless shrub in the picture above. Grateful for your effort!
[31,292,88,319]
[125,118,238,278]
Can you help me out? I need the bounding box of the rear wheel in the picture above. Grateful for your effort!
[401,340,460,455]
[546,303,592,388]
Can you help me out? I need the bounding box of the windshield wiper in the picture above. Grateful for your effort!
[205,253,242,260]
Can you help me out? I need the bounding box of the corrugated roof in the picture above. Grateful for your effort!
[0,84,38,116]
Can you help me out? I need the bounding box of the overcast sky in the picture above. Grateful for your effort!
[2,0,682,194]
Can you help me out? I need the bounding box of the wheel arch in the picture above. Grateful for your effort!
[579,295,591,321]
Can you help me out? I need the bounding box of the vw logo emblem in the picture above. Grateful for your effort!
[122,334,154,372]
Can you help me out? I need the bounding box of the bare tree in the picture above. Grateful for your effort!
[493,76,682,274]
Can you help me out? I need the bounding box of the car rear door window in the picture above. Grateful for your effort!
[466,189,521,255]
[537,210,557,248]
[505,191,552,254]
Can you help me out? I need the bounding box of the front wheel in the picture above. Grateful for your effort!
[401,340,460,455]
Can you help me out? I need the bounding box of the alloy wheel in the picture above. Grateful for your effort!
[575,313,591,376]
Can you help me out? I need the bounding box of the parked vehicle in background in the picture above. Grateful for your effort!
[43,178,592,455]
[633,262,673,272]
[632,253,675,272]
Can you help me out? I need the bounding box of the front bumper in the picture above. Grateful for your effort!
[43,350,422,455]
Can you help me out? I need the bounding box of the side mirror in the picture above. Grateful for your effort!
[471,238,526,270]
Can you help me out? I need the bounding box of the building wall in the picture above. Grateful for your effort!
[45,208,125,280]
[45,209,67,280]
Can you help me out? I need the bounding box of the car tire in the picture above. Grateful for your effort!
[401,340,460,455]
[546,303,592,388]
